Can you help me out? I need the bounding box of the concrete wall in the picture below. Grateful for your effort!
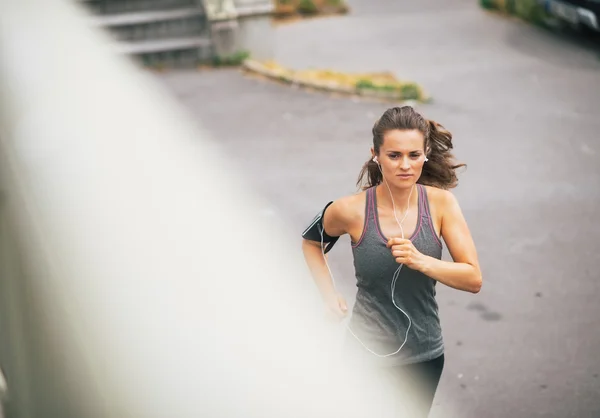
[204,0,275,60]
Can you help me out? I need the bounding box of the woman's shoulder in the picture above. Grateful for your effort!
[328,189,368,222]
[422,185,459,212]
[322,189,369,237]
[336,188,368,210]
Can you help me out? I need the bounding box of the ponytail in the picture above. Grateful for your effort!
[419,120,465,190]
[356,156,383,190]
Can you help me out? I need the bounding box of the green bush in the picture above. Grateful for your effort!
[400,84,420,100]
[355,79,376,89]
[297,0,318,14]
[212,50,250,67]
[479,0,549,26]
[379,84,397,93]
[504,0,517,13]
[479,0,498,10]
[513,0,548,25]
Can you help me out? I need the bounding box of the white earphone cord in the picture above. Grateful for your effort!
[320,164,414,358]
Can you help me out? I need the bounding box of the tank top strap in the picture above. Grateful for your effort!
[418,184,443,248]
[417,183,425,219]
[417,184,427,220]
[351,187,376,248]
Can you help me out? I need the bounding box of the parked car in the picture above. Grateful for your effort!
[539,0,600,32]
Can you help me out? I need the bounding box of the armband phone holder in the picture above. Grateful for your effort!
[302,201,340,254]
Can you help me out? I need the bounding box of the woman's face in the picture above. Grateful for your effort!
[373,129,427,189]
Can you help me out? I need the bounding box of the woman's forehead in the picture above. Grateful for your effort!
[381,129,424,150]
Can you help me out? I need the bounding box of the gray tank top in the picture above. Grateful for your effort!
[345,184,444,367]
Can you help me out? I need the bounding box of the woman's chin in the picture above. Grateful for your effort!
[389,181,416,190]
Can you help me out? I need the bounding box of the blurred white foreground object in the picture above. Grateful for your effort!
[0,1,408,417]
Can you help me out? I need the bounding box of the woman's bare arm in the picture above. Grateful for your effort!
[301,197,357,316]
[420,191,482,293]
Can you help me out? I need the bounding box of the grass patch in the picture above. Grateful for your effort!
[355,78,422,101]
[274,0,349,19]
[257,61,429,102]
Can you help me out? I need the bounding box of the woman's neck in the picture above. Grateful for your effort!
[376,182,418,213]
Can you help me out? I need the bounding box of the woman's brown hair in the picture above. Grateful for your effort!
[357,106,466,190]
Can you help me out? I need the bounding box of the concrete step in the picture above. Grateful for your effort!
[89,7,204,27]
[133,45,213,68]
[81,1,213,68]
[83,0,196,15]
[101,10,209,42]
[116,36,212,55]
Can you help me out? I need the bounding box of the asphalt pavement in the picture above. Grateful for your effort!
[157,1,600,416]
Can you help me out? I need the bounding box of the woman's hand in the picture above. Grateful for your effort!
[387,238,428,272]
[324,292,348,322]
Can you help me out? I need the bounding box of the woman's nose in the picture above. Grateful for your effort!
[400,156,410,170]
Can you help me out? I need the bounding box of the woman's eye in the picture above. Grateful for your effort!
[388,154,399,159]
[410,154,421,159]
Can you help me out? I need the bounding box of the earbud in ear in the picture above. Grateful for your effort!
[424,156,429,162]
[372,156,378,163]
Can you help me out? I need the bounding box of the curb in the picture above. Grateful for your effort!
[241,59,426,105]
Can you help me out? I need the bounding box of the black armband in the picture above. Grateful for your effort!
[301,201,340,254]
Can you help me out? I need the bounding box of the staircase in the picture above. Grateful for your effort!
[83,0,214,67]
